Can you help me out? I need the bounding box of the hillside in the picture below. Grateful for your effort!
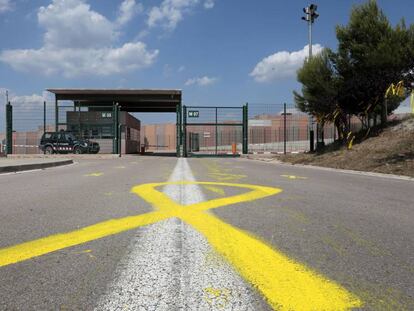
[279,116,414,177]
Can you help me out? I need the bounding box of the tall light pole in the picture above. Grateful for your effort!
[302,4,319,152]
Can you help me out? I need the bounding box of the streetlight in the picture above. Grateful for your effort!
[301,4,319,58]
[301,4,320,152]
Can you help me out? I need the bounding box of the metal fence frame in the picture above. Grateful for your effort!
[182,105,248,157]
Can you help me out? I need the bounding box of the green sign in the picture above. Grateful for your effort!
[188,111,199,118]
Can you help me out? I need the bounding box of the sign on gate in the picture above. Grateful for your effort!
[188,111,199,118]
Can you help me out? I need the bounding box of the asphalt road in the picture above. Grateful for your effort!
[0,156,413,310]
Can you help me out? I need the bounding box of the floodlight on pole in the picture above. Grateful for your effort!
[301,4,319,152]
[301,4,319,58]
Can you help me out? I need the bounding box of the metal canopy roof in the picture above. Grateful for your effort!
[47,89,182,113]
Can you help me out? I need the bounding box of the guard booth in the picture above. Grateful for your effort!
[183,105,248,157]
[48,89,182,156]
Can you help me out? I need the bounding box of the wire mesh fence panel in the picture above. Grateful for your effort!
[248,103,313,153]
[4,101,122,154]
[9,101,55,154]
[184,106,244,155]
[186,125,243,155]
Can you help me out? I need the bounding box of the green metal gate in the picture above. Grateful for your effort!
[183,105,248,157]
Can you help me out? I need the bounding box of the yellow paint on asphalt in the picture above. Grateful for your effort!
[0,211,169,268]
[202,160,246,182]
[76,249,92,254]
[281,175,308,180]
[0,181,361,310]
[204,287,231,309]
[132,182,361,310]
[203,185,226,196]
[209,172,247,182]
[84,172,104,177]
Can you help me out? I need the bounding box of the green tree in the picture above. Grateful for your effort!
[295,0,414,138]
[335,0,414,123]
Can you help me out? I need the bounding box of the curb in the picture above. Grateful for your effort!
[6,154,120,160]
[242,157,414,181]
[0,160,74,174]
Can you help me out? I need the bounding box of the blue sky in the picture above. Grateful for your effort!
[0,0,413,124]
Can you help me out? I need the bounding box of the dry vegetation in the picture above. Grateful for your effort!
[278,116,414,177]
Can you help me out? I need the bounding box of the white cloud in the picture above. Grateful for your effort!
[1,43,158,78]
[116,0,143,27]
[147,0,199,30]
[38,0,116,49]
[185,76,217,86]
[204,0,215,9]
[0,0,158,77]
[10,94,45,110]
[0,0,12,13]
[250,44,323,82]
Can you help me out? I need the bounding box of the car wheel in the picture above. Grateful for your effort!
[74,147,82,154]
[45,146,54,154]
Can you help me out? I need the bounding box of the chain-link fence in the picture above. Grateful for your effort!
[1,101,123,155]
[248,103,314,153]
[183,106,245,156]
[0,101,55,154]
[4,99,407,156]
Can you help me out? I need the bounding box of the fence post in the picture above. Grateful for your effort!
[43,101,46,134]
[309,114,315,152]
[113,102,119,154]
[43,101,47,154]
[6,102,12,155]
[242,103,248,154]
[55,97,58,132]
[176,104,181,157]
[183,105,187,157]
[283,103,287,155]
[215,107,218,155]
[118,105,122,157]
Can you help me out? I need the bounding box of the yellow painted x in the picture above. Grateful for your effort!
[0,182,361,310]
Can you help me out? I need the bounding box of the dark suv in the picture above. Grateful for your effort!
[40,131,100,154]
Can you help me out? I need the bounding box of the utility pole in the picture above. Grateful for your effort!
[302,4,319,152]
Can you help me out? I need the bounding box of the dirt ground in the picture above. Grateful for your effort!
[277,116,414,177]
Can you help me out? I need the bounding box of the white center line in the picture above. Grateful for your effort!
[95,158,266,311]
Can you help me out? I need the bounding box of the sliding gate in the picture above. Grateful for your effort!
[183,105,248,157]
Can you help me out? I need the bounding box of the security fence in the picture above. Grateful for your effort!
[1,101,130,155]
[1,101,55,154]
[248,103,316,153]
[247,103,366,153]
[2,99,384,156]
[183,105,247,156]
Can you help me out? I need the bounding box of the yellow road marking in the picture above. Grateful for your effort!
[203,185,226,196]
[0,211,168,268]
[0,181,361,310]
[132,182,361,310]
[84,172,104,177]
[204,287,231,309]
[281,175,308,180]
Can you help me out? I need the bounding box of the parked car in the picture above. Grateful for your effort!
[39,131,100,154]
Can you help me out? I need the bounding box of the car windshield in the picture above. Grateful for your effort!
[65,133,76,141]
